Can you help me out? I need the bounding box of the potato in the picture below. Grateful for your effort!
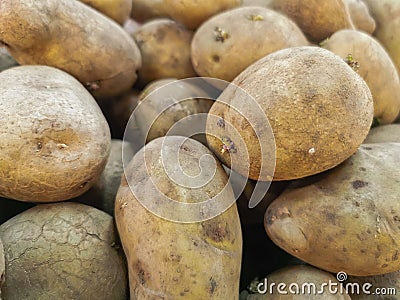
[115,136,242,299]
[80,0,132,24]
[349,271,400,299]
[241,0,273,8]
[322,29,400,124]
[0,203,127,299]
[364,124,400,144]
[265,143,400,276]
[123,18,141,35]
[344,0,376,34]
[0,0,141,98]
[0,66,110,202]
[0,238,3,300]
[0,48,17,72]
[133,19,196,86]
[131,0,168,23]
[163,0,242,29]
[206,46,373,181]
[270,0,354,42]
[191,6,308,82]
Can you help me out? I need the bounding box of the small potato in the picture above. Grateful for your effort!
[0,0,141,98]
[133,19,196,86]
[344,0,376,34]
[364,124,400,143]
[349,271,400,299]
[80,0,132,24]
[265,143,400,276]
[0,48,18,72]
[191,7,309,82]
[0,66,111,202]
[322,29,400,124]
[0,203,127,300]
[131,0,168,22]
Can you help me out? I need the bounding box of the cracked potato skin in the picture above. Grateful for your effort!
[0,202,127,300]
[0,66,111,202]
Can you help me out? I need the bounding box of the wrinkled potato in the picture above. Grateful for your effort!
[131,0,168,22]
[344,0,376,34]
[115,136,242,299]
[191,6,308,82]
[266,143,400,276]
[0,203,127,299]
[0,0,141,98]
[133,19,196,86]
[0,66,110,202]
[270,0,354,42]
[80,0,132,24]
[349,271,400,299]
[364,124,400,143]
[206,47,373,181]
[0,48,17,72]
[163,0,242,29]
[322,29,400,124]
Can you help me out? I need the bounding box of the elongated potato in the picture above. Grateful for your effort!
[115,136,242,299]
[0,48,17,72]
[364,124,400,143]
[322,29,400,124]
[344,0,376,34]
[80,0,132,24]
[0,66,110,202]
[0,0,141,98]
[266,143,400,276]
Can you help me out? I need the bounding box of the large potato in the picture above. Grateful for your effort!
[191,6,309,82]
[344,0,376,34]
[364,124,400,144]
[131,0,168,22]
[265,143,400,276]
[349,271,400,299]
[0,203,127,299]
[115,136,242,299]
[322,29,400,124]
[206,47,373,181]
[80,0,132,24]
[0,66,110,202]
[0,48,17,72]
[0,0,141,98]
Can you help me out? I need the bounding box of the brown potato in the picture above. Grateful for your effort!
[349,271,400,299]
[133,19,196,86]
[191,6,309,82]
[344,0,376,34]
[322,29,400,124]
[0,0,141,98]
[206,47,373,181]
[131,0,168,23]
[80,0,132,24]
[265,143,400,276]
[0,48,18,72]
[364,124,400,143]
[0,66,111,202]
[0,203,127,299]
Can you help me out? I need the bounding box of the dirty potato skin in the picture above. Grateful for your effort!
[0,0,141,98]
[344,0,376,34]
[364,124,400,143]
[0,66,110,202]
[191,6,309,82]
[80,0,132,24]
[0,203,127,300]
[115,136,242,299]
[265,143,400,276]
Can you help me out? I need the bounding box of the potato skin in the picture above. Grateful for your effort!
[206,47,373,181]
[0,0,141,98]
[131,0,168,22]
[364,124,400,144]
[0,66,111,202]
[191,6,309,82]
[322,29,400,124]
[265,143,400,276]
[115,136,242,299]
[80,0,132,24]
[0,203,127,300]
[344,0,376,34]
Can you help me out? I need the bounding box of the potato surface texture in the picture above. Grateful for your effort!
[80,0,132,24]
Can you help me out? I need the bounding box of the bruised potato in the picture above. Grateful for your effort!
[344,0,376,34]
[0,66,110,202]
[0,0,141,98]
[364,124,400,144]
[266,143,400,276]
[191,6,308,82]
[0,203,127,299]
[80,0,132,24]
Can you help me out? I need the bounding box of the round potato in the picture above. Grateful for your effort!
[0,0,141,98]
[0,203,127,299]
[133,19,196,86]
[206,47,373,181]
[322,29,400,124]
[364,124,400,144]
[0,66,111,202]
[265,143,400,276]
[191,6,309,82]
[344,0,376,34]
[0,48,18,72]
[131,0,168,22]
[80,0,132,24]
[115,136,242,299]
[349,271,400,299]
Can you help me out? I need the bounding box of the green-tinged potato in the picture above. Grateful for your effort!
[131,0,168,22]
[322,29,400,124]
[115,136,242,299]
[0,203,127,299]
[241,0,273,8]
[206,47,373,181]
[364,124,400,143]
[163,0,242,29]
[0,66,111,202]
[265,143,400,276]
[191,7,309,82]
[270,0,353,42]
[80,0,132,24]
[0,48,18,72]
[364,0,400,72]
[0,0,141,98]
[349,271,400,299]
[243,265,351,299]
[0,198,35,225]
[344,0,376,34]
[133,19,196,86]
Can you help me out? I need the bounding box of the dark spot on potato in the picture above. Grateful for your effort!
[325,212,336,225]
[214,27,229,42]
[342,247,347,252]
[352,180,368,189]
[359,167,366,172]
[134,261,150,285]
[393,251,399,261]
[180,292,185,296]
[212,55,220,63]
[394,216,400,222]
[363,146,373,150]
[209,277,217,295]
[382,264,388,268]
[36,141,43,150]
[354,201,360,207]
[360,249,366,254]
[203,221,229,243]
[366,229,371,234]
[180,145,191,152]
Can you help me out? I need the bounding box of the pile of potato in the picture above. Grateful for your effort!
[0,0,399,299]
